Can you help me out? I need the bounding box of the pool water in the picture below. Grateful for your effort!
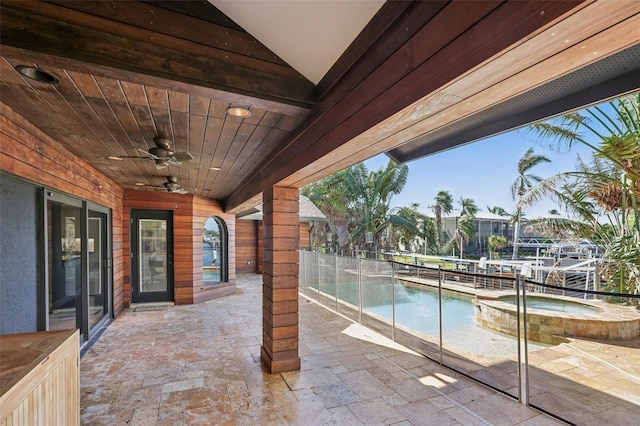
[499,296,600,315]
[203,270,220,281]
[314,279,548,357]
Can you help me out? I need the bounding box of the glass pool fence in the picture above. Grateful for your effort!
[299,251,640,426]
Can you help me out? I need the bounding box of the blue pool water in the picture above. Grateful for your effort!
[499,295,600,315]
[203,270,220,281]
[312,278,548,356]
[203,243,220,281]
[368,286,476,336]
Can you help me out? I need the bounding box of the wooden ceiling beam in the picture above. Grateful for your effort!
[286,0,640,187]
[225,0,589,212]
[0,0,317,107]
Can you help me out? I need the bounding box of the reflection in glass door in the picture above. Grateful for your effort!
[48,200,82,332]
[88,211,108,330]
[131,210,173,303]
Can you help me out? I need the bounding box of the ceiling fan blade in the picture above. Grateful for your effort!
[172,152,193,162]
[173,161,200,170]
[137,148,156,158]
[154,159,170,169]
[105,155,146,160]
[176,187,197,195]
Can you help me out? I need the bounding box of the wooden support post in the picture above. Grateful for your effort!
[261,186,300,373]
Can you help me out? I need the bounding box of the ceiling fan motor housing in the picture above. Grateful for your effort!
[164,181,181,192]
[149,146,174,157]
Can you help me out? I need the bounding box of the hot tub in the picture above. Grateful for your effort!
[474,294,640,344]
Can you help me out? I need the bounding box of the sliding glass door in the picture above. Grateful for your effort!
[88,209,109,331]
[46,192,111,341]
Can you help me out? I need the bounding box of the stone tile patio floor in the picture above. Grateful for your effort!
[80,274,567,425]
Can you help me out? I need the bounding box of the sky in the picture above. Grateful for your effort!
[363,125,596,219]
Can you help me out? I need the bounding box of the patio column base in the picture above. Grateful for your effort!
[261,345,301,373]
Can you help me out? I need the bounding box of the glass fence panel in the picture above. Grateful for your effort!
[311,253,333,307]
[360,258,394,340]
[391,263,442,361]
[440,269,520,399]
[335,256,360,322]
[299,252,640,424]
[301,251,318,299]
[475,262,518,291]
[299,251,308,294]
[524,280,640,425]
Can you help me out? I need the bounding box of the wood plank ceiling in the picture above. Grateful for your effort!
[0,0,315,203]
[1,1,639,212]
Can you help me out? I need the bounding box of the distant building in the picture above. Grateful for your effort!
[442,211,512,256]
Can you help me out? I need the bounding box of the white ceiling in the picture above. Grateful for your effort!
[210,0,385,84]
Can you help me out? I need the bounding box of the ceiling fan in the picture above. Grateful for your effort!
[137,176,196,194]
[111,137,197,169]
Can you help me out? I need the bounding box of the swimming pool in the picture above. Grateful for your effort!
[312,278,548,357]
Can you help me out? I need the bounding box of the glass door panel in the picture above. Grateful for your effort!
[48,201,82,331]
[88,212,107,330]
[140,219,168,293]
[131,210,173,303]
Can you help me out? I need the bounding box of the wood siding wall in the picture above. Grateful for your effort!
[236,220,311,274]
[123,191,236,305]
[1,102,236,315]
[0,104,126,315]
[236,220,258,273]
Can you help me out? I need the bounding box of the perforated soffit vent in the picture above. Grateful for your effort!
[387,44,640,163]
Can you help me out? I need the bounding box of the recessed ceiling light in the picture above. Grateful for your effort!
[209,166,222,171]
[15,65,59,84]
[226,106,252,118]
[106,156,124,161]
[135,182,146,186]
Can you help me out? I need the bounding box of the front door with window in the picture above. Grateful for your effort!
[131,210,173,303]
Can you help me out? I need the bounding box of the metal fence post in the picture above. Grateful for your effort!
[303,251,307,297]
[316,250,320,295]
[516,274,522,403]
[522,275,530,406]
[391,261,396,342]
[335,253,339,311]
[438,265,443,365]
[358,256,363,324]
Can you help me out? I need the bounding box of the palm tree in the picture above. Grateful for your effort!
[450,214,475,259]
[417,215,437,255]
[432,190,453,251]
[304,160,420,255]
[301,169,353,251]
[341,160,417,251]
[488,235,509,259]
[511,147,551,259]
[487,206,509,216]
[458,197,479,217]
[526,93,639,294]
[388,203,425,252]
